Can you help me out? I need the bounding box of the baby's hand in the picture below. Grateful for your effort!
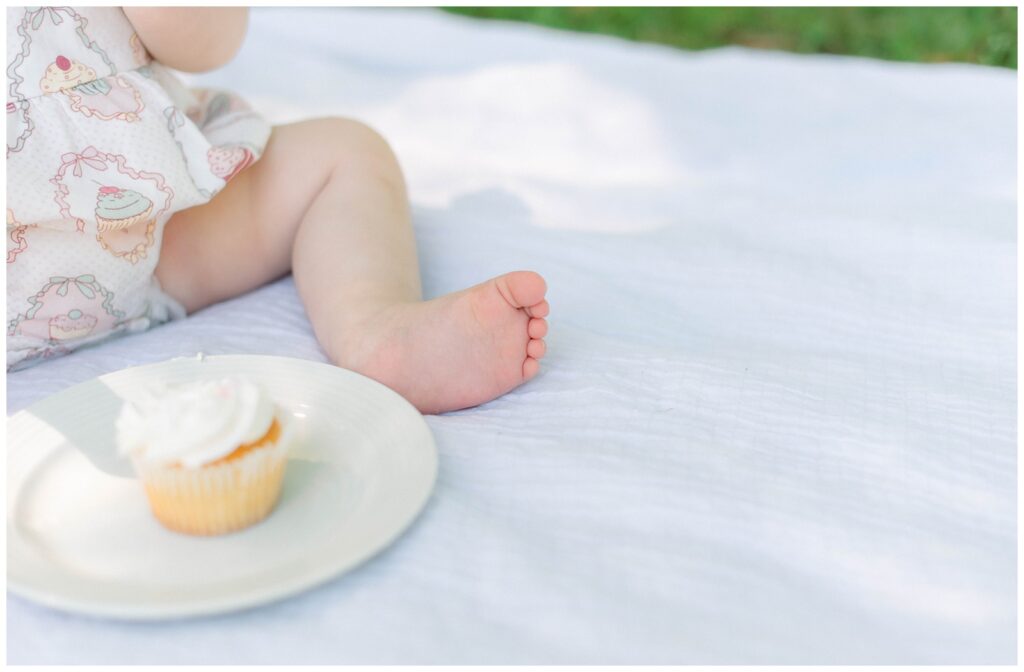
[122,7,248,73]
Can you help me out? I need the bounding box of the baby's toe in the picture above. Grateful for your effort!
[526,299,549,319]
[499,271,547,309]
[523,356,541,380]
[527,338,546,359]
[528,317,548,339]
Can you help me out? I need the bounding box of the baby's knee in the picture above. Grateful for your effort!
[307,117,395,162]
[278,117,403,191]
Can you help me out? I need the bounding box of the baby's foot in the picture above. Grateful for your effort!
[335,271,549,414]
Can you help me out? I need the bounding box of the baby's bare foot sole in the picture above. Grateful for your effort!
[333,271,549,414]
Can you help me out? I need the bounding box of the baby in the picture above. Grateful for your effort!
[6,7,549,414]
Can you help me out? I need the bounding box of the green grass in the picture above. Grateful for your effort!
[443,7,1017,69]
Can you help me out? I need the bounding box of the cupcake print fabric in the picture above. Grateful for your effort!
[6,6,271,370]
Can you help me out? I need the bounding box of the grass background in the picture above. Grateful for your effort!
[443,7,1017,69]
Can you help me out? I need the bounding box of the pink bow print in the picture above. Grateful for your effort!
[61,147,107,177]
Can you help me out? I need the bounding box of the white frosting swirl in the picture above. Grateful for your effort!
[117,377,276,468]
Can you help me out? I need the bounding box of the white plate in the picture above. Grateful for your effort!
[7,354,438,620]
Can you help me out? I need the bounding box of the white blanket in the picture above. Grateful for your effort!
[6,8,1016,664]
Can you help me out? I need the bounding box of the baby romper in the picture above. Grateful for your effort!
[6,6,270,370]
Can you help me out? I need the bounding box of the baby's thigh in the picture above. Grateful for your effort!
[156,119,370,312]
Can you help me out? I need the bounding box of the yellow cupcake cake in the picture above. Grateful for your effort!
[117,377,293,536]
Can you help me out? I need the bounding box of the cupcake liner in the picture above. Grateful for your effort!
[95,203,153,232]
[132,413,294,536]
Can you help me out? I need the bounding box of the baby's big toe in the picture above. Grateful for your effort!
[499,270,547,309]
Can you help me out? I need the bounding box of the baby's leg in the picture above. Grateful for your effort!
[156,118,548,414]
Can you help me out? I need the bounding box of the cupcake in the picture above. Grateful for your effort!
[40,54,97,94]
[116,377,293,536]
[48,309,97,340]
[94,186,153,231]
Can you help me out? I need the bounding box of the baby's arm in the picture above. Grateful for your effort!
[122,7,248,72]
